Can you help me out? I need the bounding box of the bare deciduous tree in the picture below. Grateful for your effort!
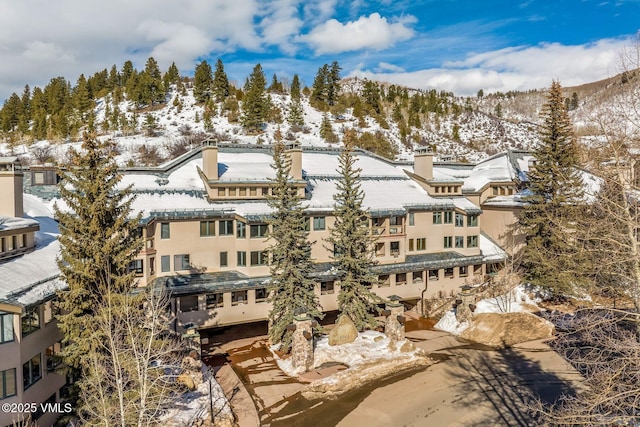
[78,288,185,426]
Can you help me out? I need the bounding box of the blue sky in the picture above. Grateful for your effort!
[0,0,638,102]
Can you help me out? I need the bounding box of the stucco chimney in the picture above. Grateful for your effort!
[0,157,23,218]
[285,141,302,180]
[202,139,219,180]
[414,146,433,181]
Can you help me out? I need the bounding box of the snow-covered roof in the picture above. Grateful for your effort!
[0,195,63,308]
[0,216,38,232]
[480,232,508,262]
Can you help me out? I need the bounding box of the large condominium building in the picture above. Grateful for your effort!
[105,142,522,331]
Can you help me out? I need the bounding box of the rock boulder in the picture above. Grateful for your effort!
[460,312,554,349]
[328,315,358,346]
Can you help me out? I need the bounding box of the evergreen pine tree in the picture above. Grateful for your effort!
[311,64,329,109]
[241,64,268,132]
[327,61,342,106]
[320,112,337,143]
[519,80,586,296]
[55,133,143,369]
[193,60,213,103]
[212,59,230,102]
[287,100,304,129]
[327,138,381,330]
[290,74,301,101]
[267,141,322,350]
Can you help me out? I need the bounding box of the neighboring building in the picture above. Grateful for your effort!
[0,158,66,427]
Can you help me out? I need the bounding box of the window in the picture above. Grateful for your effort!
[467,235,479,248]
[19,234,25,248]
[261,187,270,196]
[444,268,454,278]
[467,215,478,227]
[21,306,40,337]
[220,252,228,267]
[237,221,246,238]
[250,224,268,238]
[412,271,423,283]
[375,242,385,256]
[408,239,414,252]
[320,281,334,295]
[416,238,426,251]
[389,216,402,234]
[23,354,41,389]
[46,341,62,371]
[0,313,13,343]
[396,273,407,285]
[474,264,483,275]
[313,217,326,230]
[255,288,268,302]
[408,213,415,226]
[239,187,247,196]
[455,236,464,248]
[250,251,268,266]
[149,257,155,275]
[429,269,439,281]
[229,187,237,196]
[389,216,402,226]
[433,212,442,224]
[160,223,170,239]
[218,188,226,197]
[174,254,190,271]
[492,186,499,195]
[161,255,170,272]
[179,296,198,312]
[219,220,233,236]
[200,221,215,237]
[444,211,453,224]
[206,293,224,309]
[455,213,464,227]
[249,187,257,196]
[459,266,468,277]
[444,236,453,249]
[232,290,247,305]
[390,241,400,255]
[237,251,247,267]
[34,172,45,185]
[128,259,143,275]
[303,217,310,231]
[0,369,16,399]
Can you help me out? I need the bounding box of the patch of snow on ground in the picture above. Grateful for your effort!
[474,285,538,314]
[274,330,424,377]
[434,311,469,335]
[162,375,232,427]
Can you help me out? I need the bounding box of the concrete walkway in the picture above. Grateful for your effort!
[214,364,260,427]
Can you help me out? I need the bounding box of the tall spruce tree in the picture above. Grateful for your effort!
[55,133,143,369]
[241,63,268,132]
[290,74,301,101]
[519,80,586,296]
[193,60,213,103]
[212,59,230,102]
[287,100,304,128]
[267,141,322,350]
[327,139,381,330]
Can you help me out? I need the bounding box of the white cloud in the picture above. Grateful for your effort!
[259,0,304,54]
[375,62,405,72]
[299,13,416,54]
[350,37,632,95]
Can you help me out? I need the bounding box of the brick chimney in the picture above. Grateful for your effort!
[285,141,302,180]
[0,157,23,218]
[201,139,219,180]
[414,146,433,181]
